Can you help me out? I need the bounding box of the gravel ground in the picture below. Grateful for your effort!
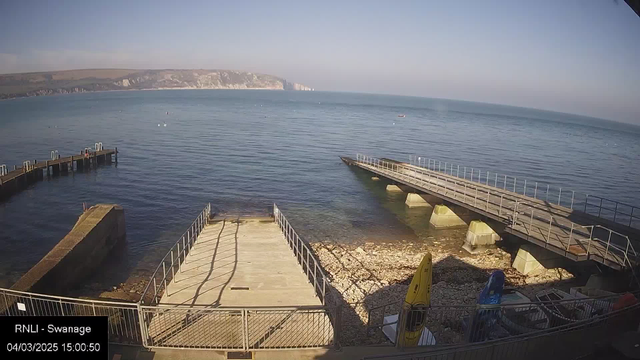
[311,239,580,345]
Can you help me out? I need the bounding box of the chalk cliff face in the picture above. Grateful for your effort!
[0,69,314,99]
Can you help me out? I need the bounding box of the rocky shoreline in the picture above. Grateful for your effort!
[310,239,578,345]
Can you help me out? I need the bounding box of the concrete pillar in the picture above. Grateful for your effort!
[405,193,432,208]
[512,244,561,275]
[429,204,467,229]
[371,176,379,181]
[463,220,500,253]
[386,184,403,192]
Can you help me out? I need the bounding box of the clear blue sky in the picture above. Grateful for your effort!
[1,0,639,123]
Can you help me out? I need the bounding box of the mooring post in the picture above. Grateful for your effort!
[115,147,118,164]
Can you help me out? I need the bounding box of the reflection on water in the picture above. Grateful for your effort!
[1,90,638,292]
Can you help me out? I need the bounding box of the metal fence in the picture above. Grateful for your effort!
[140,203,211,305]
[356,154,637,270]
[134,204,336,350]
[347,291,632,350]
[273,203,330,305]
[0,287,142,345]
[408,154,640,229]
[140,305,334,350]
[363,297,640,359]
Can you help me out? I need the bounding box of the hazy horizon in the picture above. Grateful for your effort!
[1,0,639,124]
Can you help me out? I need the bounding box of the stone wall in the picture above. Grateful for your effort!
[11,204,126,294]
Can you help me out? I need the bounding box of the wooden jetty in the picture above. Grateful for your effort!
[0,146,117,200]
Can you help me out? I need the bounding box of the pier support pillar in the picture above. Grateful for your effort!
[512,244,561,275]
[463,220,500,253]
[405,193,431,208]
[386,184,403,192]
[429,204,467,229]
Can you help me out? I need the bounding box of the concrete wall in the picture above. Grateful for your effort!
[11,204,126,294]
[429,204,468,229]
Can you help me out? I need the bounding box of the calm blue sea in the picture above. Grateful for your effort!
[1,90,639,288]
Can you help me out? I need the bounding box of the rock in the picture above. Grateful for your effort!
[355,247,365,255]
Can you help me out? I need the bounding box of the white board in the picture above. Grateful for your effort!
[382,314,436,346]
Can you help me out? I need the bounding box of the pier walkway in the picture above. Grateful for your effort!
[159,217,321,307]
[344,154,638,271]
[0,143,117,200]
[139,204,334,350]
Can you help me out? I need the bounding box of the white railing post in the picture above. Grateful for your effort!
[162,262,167,290]
[571,191,575,210]
[546,184,550,202]
[530,209,534,232]
[567,224,574,253]
[171,250,175,280]
[558,188,562,206]
[587,227,593,255]
[605,231,612,261]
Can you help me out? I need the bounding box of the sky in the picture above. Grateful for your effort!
[1,0,639,124]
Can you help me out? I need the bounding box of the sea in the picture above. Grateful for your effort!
[1,90,639,290]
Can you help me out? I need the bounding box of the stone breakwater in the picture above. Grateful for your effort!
[311,240,576,345]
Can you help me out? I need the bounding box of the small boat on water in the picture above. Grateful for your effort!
[536,289,596,326]
[398,114,406,118]
[498,289,549,334]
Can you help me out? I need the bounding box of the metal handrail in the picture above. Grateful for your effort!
[273,203,330,305]
[366,290,633,315]
[408,154,640,229]
[356,154,636,269]
[0,286,139,307]
[139,203,212,305]
[0,287,142,345]
[361,290,637,350]
[363,300,640,359]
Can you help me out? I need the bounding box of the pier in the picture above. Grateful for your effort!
[0,143,117,200]
[343,154,639,271]
[139,204,334,350]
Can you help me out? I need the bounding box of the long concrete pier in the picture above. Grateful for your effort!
[0,146,117,200]
[343,154,638,271]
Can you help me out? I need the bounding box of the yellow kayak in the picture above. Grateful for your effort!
[398,252,432,347]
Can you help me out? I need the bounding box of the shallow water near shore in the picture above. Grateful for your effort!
[0,90,639,293]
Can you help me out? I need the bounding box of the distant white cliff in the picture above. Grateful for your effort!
[0,69,314,99]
